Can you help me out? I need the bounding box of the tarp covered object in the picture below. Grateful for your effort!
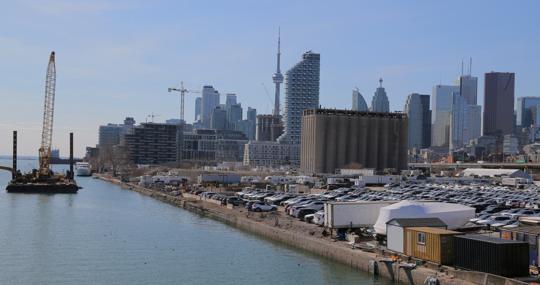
[374,200,475,235]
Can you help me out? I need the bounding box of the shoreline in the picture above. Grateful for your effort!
[95,174,525,285]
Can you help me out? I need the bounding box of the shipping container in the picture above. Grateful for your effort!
[500,226,540,267]
[387,218,447,253]
[404,227,461,265]
[454,235,529,277]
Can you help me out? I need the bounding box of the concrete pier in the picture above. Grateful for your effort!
[96,175,526,285]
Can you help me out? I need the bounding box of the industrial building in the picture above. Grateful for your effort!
[300,109,408,174]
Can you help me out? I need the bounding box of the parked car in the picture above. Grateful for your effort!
[250,203,277,212]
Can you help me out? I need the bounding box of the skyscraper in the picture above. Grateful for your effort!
[201,85,220,128]
[450,92,466,151]
[194,97,202,122]
[432,85,459,147]
[247,107,257,123]
[419,95,432,148]
[404,93,431,149]
[371,79,390,112]
[352,88,368,111]
[210,106,227,130]
[225,93,237,110]
[459,75,478,105]
[278,51,320,147]
[517,97,540,127]
[227,103,243,129]
[483,72,515,136]
[272,29,283,116]
[449,68,482,150]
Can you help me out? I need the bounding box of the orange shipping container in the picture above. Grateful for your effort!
[404,227,462,265]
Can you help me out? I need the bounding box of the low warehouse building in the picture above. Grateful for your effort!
[404,227,461,265]
[386,218,447,254]
[460,168,531,180]
[454,235,529,277]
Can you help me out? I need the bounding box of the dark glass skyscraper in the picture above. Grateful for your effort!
[483,72,515,136]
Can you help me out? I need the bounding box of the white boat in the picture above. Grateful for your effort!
[75,162,92,176]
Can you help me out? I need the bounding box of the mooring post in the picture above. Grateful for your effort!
[69,132,74,179]
[12,130,17,180]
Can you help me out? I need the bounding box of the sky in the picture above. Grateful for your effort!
[1,0,539,157]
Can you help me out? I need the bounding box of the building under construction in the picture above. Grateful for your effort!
[256,114,283,141]
[300,109,408,174]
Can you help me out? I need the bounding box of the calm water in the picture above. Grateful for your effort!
[0,159,387,285]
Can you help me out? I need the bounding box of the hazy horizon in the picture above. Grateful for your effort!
[1,0,539,156]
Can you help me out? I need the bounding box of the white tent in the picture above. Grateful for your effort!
[374,201,475,235]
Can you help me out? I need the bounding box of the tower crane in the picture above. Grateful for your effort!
[168,82,200,122]
[39,51,56,176]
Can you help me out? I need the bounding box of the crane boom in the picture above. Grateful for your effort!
[168,81,200,122]
[39,51,56,176]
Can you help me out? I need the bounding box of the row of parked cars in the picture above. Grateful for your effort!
[189,180,540,231]
[236,187,370,226]
[381,181,540,230]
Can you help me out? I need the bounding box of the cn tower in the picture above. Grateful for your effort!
[272,28,283,116]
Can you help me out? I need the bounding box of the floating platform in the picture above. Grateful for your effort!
[6,181,80,194]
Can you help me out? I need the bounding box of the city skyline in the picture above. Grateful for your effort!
[1,0,540,156]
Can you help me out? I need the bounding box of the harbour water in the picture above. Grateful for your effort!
[0,159,388,284]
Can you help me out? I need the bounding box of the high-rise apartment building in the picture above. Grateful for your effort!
[404,93,431,149]
[352,88,368,111]
[483,72,515,136]
[98,117,136,148]
[124,123,182,164]
[277,51,320,164]
[371,79,390,112]
[201,85,220,128]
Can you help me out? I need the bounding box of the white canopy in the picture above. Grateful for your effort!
[374,200,475,235]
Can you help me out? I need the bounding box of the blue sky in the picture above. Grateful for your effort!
[1,0,539,156]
